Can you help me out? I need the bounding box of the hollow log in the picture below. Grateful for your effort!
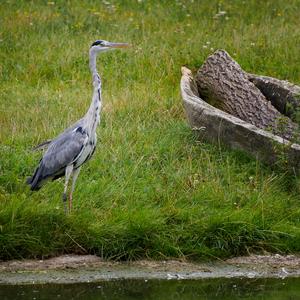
[180,67,300,170]
[247,73,300,120]
[195,50,298,140]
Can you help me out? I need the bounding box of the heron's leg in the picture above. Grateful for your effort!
[63,165,73,214]
[69,166,81,212]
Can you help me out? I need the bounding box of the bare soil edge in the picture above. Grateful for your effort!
[1,254,300,285]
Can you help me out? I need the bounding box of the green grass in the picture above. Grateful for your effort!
[1,0,300,261]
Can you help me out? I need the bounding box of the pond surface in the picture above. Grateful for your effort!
[1,277,300,300]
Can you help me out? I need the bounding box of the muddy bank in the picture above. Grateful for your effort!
[1,254,300,285]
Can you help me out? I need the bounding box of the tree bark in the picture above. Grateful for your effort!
[195,50,298,140]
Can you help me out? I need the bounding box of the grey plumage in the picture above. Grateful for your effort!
[27,40,129,212]
[27,120,88,190]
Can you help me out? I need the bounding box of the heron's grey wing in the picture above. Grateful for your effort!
[41,126,88,178]
[32,118,85,151]
[27,120,88,190]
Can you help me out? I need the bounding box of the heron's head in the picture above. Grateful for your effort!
[90,39,129,54]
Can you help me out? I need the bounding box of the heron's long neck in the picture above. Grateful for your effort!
[85,50,102,135]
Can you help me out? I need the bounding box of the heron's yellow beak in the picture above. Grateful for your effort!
[107,42,130,48]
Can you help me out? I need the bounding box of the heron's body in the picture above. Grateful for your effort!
[27,40,128,212]
[27,119,95,190]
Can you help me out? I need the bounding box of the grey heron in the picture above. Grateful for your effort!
[27,40,129,213]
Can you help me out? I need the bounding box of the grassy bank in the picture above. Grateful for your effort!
[0,0,300,260]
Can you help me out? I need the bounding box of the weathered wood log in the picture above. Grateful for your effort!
[180,66,300,170]
[247,73,300,120]
[195,50,298,140]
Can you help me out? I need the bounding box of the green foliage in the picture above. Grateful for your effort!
[0,0,300,260]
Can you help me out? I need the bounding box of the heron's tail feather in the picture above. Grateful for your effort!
[26,165,44,191]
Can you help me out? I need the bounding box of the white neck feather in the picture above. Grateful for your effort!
[85,49,102,136]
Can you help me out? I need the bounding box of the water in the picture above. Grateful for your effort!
[1,278,300,300]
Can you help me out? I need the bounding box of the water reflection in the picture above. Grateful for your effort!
[1,278,300,300]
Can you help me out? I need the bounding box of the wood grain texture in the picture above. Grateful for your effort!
[195,50,298,140]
